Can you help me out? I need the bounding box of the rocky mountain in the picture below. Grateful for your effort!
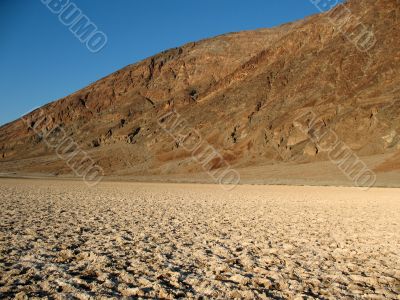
[1,0,399,186]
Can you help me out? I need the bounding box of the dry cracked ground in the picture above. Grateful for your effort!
[0,179,399,299]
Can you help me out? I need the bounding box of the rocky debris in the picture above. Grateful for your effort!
[92,139,101,148]
[106,129,112,138]
[127,127,141,144]
[189,89,199,101]
[231,126,239,144]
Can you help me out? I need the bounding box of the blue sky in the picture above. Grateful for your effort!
[0,0,342,126]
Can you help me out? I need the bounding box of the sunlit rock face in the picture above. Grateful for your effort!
[1,0,399,179]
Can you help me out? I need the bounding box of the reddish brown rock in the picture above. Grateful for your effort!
[0,0,399,183]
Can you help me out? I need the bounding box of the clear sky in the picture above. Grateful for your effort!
[0,0,343,126]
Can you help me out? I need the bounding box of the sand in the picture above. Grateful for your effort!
[0,179,399,299]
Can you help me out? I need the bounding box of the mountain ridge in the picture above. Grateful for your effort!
[1,0,399,187]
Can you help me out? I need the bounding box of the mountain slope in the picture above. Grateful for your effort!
[1,0,399,186]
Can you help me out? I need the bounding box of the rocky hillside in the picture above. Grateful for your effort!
[1,0,399,183]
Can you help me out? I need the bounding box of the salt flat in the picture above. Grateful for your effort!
[0,179,399,299]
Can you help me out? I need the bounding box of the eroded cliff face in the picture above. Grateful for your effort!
[1,0,399,177]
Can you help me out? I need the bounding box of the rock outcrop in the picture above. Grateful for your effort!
[0,0,399,180]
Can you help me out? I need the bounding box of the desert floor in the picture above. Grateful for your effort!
[0,179,399,299]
